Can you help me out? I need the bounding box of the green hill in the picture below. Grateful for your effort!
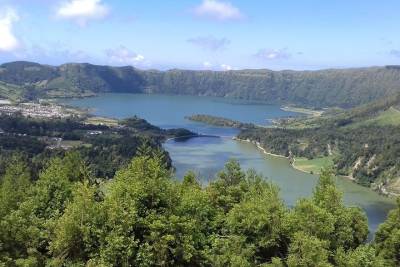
[238,95,400,195]
[0,82,23,101]
[3,61,400,107]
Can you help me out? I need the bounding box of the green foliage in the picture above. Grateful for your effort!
[313,168,343,212]
[0,156,398,266]
[238,95,400,188]
[374,198,400,266]
[207,160,248,212]
[286,232,332,267]
[0,113,186,178]
[335,245,386,267]
[0,157,31,218]
[224,183,288,263]
[206,235,255,267]
[0,152,88,266]
[286,169,369,267]
[0,81,26,101]
[313,169,369,251]
[186,114,255,129]
[50,181,100,265]
[287,199,336,241]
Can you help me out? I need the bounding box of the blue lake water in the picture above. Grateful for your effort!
[63,93,395,233]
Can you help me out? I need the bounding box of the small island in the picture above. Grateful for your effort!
[186,114,255,129]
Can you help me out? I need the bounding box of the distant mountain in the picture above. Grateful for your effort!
[2,61,400,107]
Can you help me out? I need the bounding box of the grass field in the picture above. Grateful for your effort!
[60,140,85,148]
[281,106,324,117]
[293,155,334,174]
[85,117,119,127]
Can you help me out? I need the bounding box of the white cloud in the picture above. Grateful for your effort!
[188,35,230,51]
[220,63,232,71]
[203,61,213,68]
[56,0,109,25]
[254,48,291,60]
[0,7,19,52]
[201,62,233,71]
[193,0,243,21]
[105,45,146,66]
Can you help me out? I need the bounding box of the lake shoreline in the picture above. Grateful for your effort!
[232,136,397,197]
[233,137,317,174]
[62,93,396,233]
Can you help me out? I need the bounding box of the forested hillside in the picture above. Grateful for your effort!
[2,61,400,107]
[1,152,400,266]
[238,94,400,195]
[0,114,194,179]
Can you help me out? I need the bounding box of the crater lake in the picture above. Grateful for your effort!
[63,93,395,233]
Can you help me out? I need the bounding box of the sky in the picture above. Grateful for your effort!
[0,0,400,70]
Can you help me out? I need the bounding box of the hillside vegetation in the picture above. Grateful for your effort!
[0,113,194,179]
[238,94,400,195]
[3,61,400,107]
[1,152,400,266]
[186,114,255,129]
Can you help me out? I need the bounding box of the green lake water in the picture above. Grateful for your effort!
[63,93,395,233]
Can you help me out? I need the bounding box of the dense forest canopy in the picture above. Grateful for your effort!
[2,61,400,107]
[0,151,399,266]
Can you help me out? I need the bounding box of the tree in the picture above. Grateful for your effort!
[0,157,31,218]
[96,156,196,266]
[312,168,368,251]
[225,181,288,263]
[374,198,400,266]
[0,155,393,266]
[287,199,335,241]
[50,181,101,266]
[334,245,386,267]
[313,168,343,213]
[206,235,254,267]
[207,160,249,212]
[286,232,332,267]
[0,153,89,266]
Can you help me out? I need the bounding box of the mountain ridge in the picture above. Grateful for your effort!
[2,61,400,108]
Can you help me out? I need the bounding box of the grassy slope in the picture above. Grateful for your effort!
[279,95,400,192]
[0,81,24,101]
[293,156,335,174]
[283,94,400,130]
[349,107,400,127]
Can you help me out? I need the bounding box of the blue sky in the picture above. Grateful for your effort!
[0,0,400,70]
